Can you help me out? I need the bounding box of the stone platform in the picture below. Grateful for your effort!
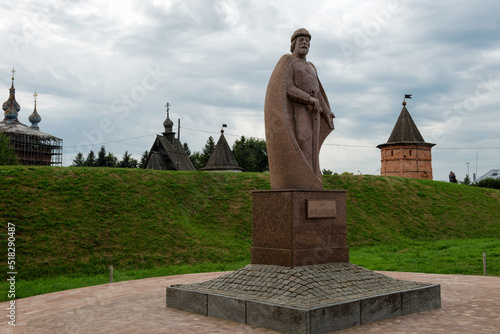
[166,263,441,333]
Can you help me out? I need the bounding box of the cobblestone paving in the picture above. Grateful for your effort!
[172,263,431,309]
[2,271,498,333]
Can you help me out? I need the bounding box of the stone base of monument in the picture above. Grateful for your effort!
[166,263,441,333]
[251,190,349,267]
[166,189,441,333]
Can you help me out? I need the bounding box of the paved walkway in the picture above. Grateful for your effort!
[1,271,499,333]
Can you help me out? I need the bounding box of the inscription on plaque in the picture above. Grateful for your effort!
[307,199,336,218]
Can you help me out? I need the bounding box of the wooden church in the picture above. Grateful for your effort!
[143,104,195,171]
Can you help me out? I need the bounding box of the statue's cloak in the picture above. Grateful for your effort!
[264,54,334,189]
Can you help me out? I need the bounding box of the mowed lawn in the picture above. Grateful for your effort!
[1,166,499,300]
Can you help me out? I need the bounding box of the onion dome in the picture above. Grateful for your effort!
[162,101,177,144]
[163,112,173,132]
[29,92,41,130]
[163,102,173,133]
[3,68,20,122]
[4,102,18,123]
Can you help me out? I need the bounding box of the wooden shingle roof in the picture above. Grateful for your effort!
[144,135,195,171]
[377,102,435,148]
[201,131,242,171]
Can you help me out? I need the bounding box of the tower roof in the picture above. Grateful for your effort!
[377,101,435,148]
[201,130,243,171]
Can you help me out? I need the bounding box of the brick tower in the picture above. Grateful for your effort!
[377,100,435,179]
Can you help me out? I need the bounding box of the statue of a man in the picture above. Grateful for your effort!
[264,28,335,189]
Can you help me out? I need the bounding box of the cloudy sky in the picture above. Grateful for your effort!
[1,0,499,181]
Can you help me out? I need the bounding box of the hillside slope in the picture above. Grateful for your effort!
[1,166,499,280]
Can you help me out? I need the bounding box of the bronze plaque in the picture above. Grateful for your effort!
[307,199,336,218]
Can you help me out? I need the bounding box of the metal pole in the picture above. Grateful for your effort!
[483,253,487,276]
[476,150,478,181]
[110,265,113,283]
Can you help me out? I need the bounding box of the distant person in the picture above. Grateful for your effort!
[449,171,458,183]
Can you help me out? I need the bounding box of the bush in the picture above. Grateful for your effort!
[474,177,500,190]
[0,133,19,165]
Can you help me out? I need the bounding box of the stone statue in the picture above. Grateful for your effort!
[265,28,335,189]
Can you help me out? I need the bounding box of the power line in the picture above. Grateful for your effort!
[65,133,158,149]
[65,125,500,151]
[181,126,242,138]
[434,147,500,150]
[323,143,374,148]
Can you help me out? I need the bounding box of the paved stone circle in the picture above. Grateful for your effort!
[171,262,432,309]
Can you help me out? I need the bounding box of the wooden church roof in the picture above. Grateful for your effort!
[144,135,195,171]
[201,131,243,171]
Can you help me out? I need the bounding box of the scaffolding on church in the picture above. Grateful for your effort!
[1,68,63,166]
[3,130,62,165]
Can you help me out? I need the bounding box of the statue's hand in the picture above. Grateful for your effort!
[309,97,321,113]
[325,112,334,129]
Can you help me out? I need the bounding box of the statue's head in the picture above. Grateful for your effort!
[290,28,311,53]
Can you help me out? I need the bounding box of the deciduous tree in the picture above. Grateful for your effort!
[0,133,19,165]
[232,136,268,172]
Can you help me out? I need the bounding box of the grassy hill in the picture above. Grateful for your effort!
[1,166,499,283]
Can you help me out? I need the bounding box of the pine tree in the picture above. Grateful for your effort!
[183,143,191,157]
[138,150,149,168]
[119,151,138,168]
[72,152,85,167]
[96,146,107,167]
[190,151,204,170]
[105,153,118,167]
[84,150,97,167]
[201,136,215,167]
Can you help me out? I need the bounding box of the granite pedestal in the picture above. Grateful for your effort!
[251,189,349,267]
[166,189,441,333]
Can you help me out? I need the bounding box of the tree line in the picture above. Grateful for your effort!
[70,135,268,172]
[3,131,500,190]
[72,146,143,168]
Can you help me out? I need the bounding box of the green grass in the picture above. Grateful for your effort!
[6,239,499,301]
[7,261,248,300]
[350,238,500,276]
[0,166,499,301]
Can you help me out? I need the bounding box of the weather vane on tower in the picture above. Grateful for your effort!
[403,94,412,106]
